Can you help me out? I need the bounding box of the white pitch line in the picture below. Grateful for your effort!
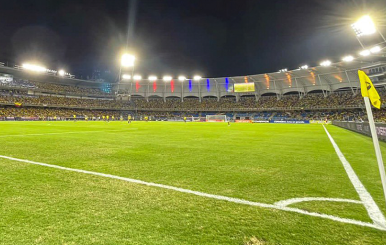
[275,197,363,207]
[0,154,385,231]
[0,129,135,138]
[323,125,386,229]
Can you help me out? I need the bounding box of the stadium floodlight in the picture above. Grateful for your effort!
[320,60,332,67]
[342,56,354,62]
[370,46,381,53]
[279,68,288,73]
[148,76,157,81]
[351,15,376,37]
[58,70,65,76]
[133,75,142,80]
[163,76,172,82]
[193,75,202,81]
[359,50,371,56]
[22,63,47,72]
[299,65,308,70]
[122,74,131,80]
[121,54,135,67]
[178,76,186,82]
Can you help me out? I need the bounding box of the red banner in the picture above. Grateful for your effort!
[171,80,175,93]
[136,81,141,92]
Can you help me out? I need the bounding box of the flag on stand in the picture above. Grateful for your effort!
[358,70,381,109]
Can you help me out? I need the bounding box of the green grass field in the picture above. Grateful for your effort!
[1,121,386,244]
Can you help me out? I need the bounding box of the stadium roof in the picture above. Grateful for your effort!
[0,47,385,97]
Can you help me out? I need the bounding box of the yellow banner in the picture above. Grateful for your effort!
[234,83,255,92]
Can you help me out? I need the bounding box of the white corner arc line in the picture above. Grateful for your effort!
[0,154,385,231]
[323,125,386,228]
[275,197,363,207]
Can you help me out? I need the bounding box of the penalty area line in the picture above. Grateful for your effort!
[323,125,386,229]
[0,154,385,231]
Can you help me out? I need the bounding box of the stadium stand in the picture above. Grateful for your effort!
[0,54,385,122]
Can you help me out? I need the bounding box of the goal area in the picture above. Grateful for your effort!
[206,115,227,122]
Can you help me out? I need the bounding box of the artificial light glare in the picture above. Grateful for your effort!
[22,63,47,72]
[163,76,172,82]
[370,46,381,53]
[360,50,371,56]
[300,65,308,70]
[122,74,131,80]
[193,76,202,81]
[148,76,157,81]
[133,75,142,80]
[351,15,376,37]
[320,60,332,67]
[342,56,354,62]
[121,54,135,67]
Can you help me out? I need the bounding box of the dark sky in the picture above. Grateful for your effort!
[0,0,385,80]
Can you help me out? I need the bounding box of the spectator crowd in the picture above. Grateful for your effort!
[1,79,386,122]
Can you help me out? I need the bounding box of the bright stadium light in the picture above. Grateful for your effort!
[299,65,308,70]
[133,75,142,80]
[178,76,186,82]
[342,56,354,62]
[22,63,47,72]
[370,46,381,53]
[122,74,131,80]
[58,70,65,76]
[121,54,135,67]
[163,76,172,82]
[193,75,202,81]
[320,60,332,67]
[351,15,376,37]
[148,76,157,81]
[279,68,288,73]
[360,49,371,56]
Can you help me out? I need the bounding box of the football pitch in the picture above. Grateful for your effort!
[1,121,386,244]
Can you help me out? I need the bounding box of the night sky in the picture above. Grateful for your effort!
[0,0,385,81]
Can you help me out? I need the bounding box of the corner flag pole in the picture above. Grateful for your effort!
[363,95,386,207]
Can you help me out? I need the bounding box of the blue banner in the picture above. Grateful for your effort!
[269,120,310,124]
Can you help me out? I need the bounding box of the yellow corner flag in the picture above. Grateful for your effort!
[358,70,381,109]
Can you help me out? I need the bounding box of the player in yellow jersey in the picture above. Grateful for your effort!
[102,115,105,121]
[106,115,110,122]
[183,116,187,123]
[73,114,76,122]
[112,115,115,121]
[128,115,132,124]
[144,116,148,122]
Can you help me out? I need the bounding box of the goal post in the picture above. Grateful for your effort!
[206,115,228,122]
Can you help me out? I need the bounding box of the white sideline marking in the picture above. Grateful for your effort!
[323,125,386,229]
[0,154,385,231]
[275,197,363,207]
[0,129,135,138]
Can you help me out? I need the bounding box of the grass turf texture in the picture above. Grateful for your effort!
[0,121,385,244]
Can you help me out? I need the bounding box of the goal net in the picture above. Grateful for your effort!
[191,116,205,122]
[206,115,227,122]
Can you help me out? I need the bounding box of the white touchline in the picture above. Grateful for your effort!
[323,125,386,229]
[0,154,385,231]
